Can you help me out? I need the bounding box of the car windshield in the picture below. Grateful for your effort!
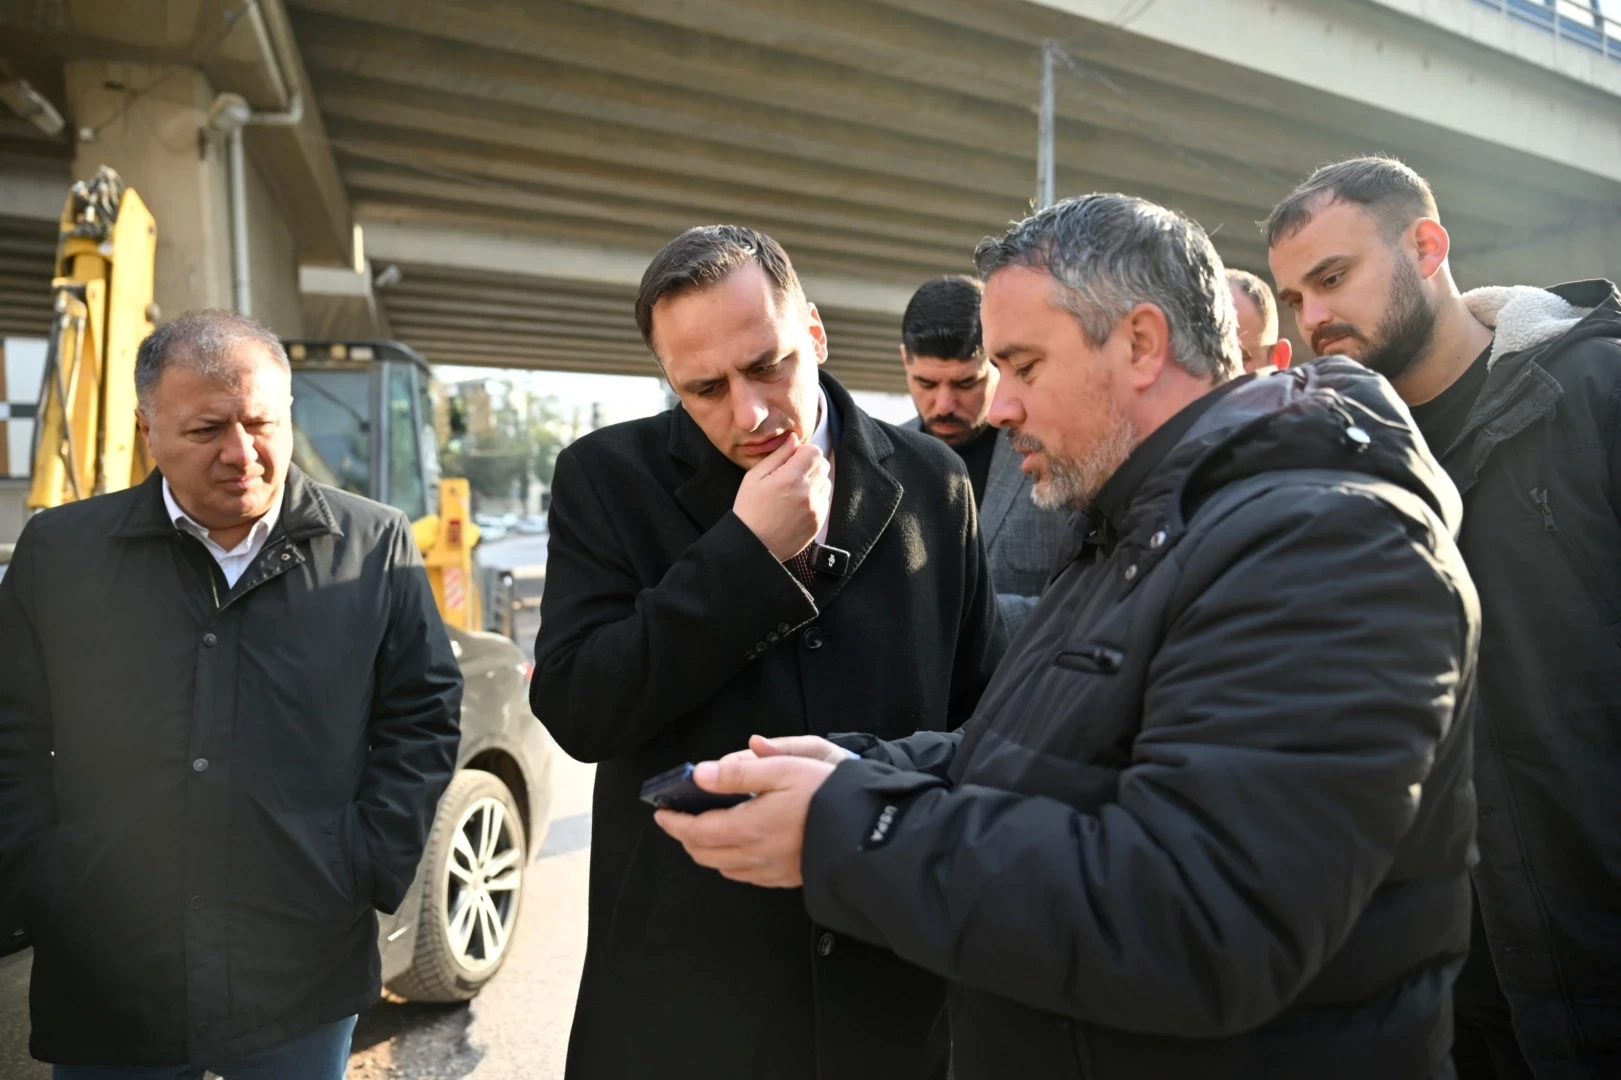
[291,367,371,499]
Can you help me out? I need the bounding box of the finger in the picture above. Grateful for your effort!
[718,748,762,766]
[747,734,785,758]
[758,735,834,760]
[694,755,803,795]
[750,431,802,475]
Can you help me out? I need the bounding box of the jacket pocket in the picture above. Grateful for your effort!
[1053,644,1125,674]
[328,806,375,912]
[1531,488,1621,640]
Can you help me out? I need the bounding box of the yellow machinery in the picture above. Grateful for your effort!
[28,168,156,509]
[25,169,483,633]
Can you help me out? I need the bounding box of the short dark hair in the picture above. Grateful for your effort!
[901,275,983,362]
[1225,268,1279,343]
[634,225,806,356]
[975,193,1240,380]
[134,309,289,409]
[1264,155,1438,248]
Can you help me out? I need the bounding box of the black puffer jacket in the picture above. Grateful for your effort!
[1445,280,1621,1078]
[803,359,1480,1079]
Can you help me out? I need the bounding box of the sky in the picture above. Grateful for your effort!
[432,366,917,431]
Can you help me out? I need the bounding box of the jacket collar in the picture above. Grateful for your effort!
[1442,279,1620,493]
[109,464,342,542]
[668,371,902,606]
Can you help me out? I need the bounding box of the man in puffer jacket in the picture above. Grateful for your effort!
[659,193,1481,1079]
[1268,155,1621,1080]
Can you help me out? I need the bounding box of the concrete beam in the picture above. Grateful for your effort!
[1022,0,1621,192]
[362,219,916,316]
[0,168,67,221]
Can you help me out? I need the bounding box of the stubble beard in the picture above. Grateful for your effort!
[1011,399,1138,512]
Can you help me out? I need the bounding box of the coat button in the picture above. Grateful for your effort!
[817,932,835,956]
[280,551,291,561]
[802,627,823,650]
[188,895,204,910]
[1123,564,1138,581]
[777,622,790,634]
[1149,530,1167,549]
[195,1020,208,1036]
[191,758,209,773]
[202,633,217,647]
[766,631,779,644]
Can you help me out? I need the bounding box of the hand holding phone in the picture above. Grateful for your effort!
[639,763,753,814]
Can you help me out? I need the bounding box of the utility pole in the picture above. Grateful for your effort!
[1037,39,1057,209]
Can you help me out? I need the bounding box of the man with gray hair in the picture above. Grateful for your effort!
[0,310,462,1078]
[658,194,1481,1078]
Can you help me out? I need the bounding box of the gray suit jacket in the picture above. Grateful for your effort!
[905,419,1068,635]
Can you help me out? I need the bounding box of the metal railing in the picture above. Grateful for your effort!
[1476,0,1621,60]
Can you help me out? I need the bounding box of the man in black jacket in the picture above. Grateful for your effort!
[532,225,1004,1080]
[660,194,1480,1079]
[1268,156,1621,1080]
[0,311,462,1077]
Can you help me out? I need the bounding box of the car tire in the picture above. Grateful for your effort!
[387,769,527,1002]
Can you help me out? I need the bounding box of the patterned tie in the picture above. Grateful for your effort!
[785,543,818,587]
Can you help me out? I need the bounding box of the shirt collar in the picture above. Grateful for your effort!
[161,476,283,555]
[809,386,834,459]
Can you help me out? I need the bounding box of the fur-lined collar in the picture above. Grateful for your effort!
[1462,286,1592,369]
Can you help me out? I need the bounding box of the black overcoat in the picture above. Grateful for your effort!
[532,373,1006,1080]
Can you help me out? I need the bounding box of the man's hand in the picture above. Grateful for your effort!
[719,733,853,767]
[654,754,838,888]
[733,434,831,562]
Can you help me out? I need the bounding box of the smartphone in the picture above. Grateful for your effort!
[639,763,752,814]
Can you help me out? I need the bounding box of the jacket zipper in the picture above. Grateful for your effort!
[1531,488,1620,626]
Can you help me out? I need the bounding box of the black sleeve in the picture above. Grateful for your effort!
[0,520,56,938]
[831,728,965,781]
[360,514,464,913]
[801,485,1473,1037]
[531,446,818,763]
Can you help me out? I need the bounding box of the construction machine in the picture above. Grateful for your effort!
[13,168,551,1001]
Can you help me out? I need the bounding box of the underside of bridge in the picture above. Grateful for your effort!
[3,0,1620,391]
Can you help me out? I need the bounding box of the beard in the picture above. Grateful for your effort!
[919,410,985,446]
[1311,255,1437,381]
[1008,397,1137,512]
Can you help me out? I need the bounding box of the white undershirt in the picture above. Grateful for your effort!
[809,388,834,545]
[162,478,282,589]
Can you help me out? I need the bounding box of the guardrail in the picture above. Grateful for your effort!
[1477,0,1620,60]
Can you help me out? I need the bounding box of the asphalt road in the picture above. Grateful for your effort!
[0,754,595,1079]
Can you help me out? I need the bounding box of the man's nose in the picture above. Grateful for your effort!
[218,424,258,467]
[987,381,1021,429]
[1298,298,1332,339]
[933,386,955,417]
[732,390,769,434]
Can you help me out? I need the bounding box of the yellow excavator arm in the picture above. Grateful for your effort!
[25,169,484,634]
[28,167,156,511]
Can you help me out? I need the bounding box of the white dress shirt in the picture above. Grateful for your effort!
[162,478,282,588]
[809,387,834,545]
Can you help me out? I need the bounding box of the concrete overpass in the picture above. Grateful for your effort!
[2,0,1619,402]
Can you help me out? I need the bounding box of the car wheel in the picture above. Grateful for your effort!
[387,769,527,1002]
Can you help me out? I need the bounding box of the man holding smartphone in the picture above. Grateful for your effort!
[531,225,1005,1080]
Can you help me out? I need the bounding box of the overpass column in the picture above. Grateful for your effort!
[63,61,304,333]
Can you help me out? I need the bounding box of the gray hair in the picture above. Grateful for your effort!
[134,309,290,409]
[974,194,1241,381]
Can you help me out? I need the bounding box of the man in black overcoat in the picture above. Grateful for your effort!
[531,225,1005,1080]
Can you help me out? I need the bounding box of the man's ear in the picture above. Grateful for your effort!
[136,408,151,442]
[1121,302,1172,391]
[1411,218,1450,282]
[806,302,828,365]
[1269,338,1293,370]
